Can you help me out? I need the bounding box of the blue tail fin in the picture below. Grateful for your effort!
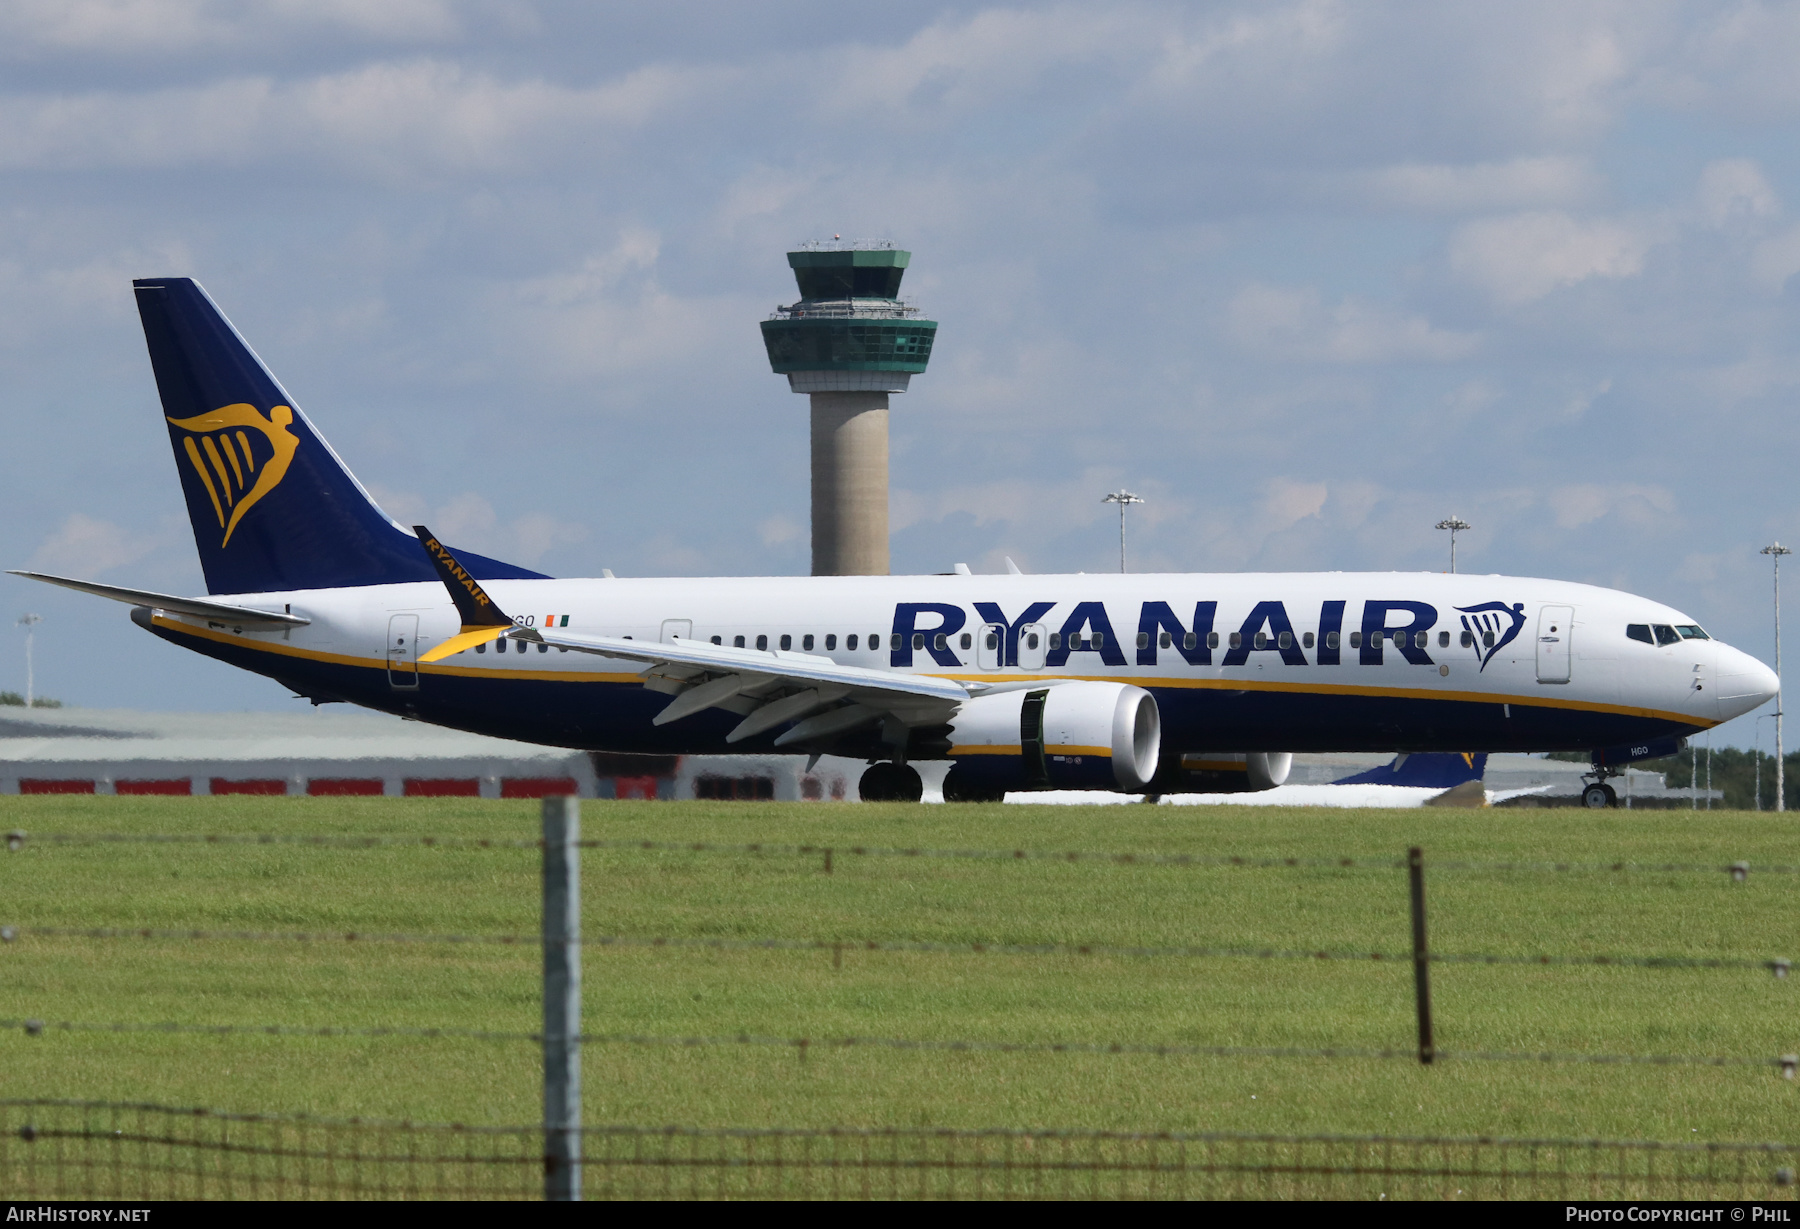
[133,278,545,594]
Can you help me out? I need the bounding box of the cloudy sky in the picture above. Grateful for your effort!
[3,1,1799,749]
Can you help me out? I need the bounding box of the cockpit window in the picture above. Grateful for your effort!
[1653,624,1680,647]
[1626,624,1653,645]
[1675,625,1710,640]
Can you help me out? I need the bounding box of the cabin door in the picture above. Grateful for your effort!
[1536,606,1573,684]
[387,614,420,689]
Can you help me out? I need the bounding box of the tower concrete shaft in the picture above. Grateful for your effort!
[810,392,889,576]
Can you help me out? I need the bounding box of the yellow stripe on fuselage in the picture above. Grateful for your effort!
[146,615,1718,728]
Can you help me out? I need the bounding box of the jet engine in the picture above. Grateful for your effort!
[1161,751,1293,793]
[941,681,1161,797]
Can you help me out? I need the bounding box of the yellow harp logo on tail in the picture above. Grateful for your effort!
[166,404,300,547]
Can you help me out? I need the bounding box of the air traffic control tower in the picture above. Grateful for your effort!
[760,244,936,575]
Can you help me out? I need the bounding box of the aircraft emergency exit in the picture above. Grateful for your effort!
[12,279,1780,806]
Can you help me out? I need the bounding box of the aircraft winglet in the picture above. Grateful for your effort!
[414,525,525,662]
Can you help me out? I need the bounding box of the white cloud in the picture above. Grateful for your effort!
[28,513,167,577]
[0,58,711,176]
[1448,211,1660,305]
[1751,224,1800,292]
[0,0,463,55]
[1228,283,1478,363]
[363,488,583,567]
[1352,157,1602,214]
[1697,158,1779,228]
[1545,484,1676,530]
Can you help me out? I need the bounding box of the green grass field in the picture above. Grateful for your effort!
[2,795,1797,1145]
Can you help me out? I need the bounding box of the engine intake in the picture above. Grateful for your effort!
[944,681,1160,793]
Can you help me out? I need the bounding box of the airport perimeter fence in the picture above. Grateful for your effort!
[6,805,1800,1200]
[5,1101,1800,1202]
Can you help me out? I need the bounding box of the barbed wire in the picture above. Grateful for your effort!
[3,1017,1792,1072]
[4,831,1788,878]
[3,924,1790,975]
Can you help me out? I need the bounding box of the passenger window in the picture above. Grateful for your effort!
[711,635,722,645]
[825,634,837,650]
[1092,633,1105,649]
[891,634,901,650]
[734,635,745,648]
[475,641,486,654]
[1303,632,1314,649]
[1349,631,1362,649]
[1137,632,1150,650]
[846,634,857,650]
[1229,632,1242,649]
[1207,632,1220,649]
[1026,633,1040,649]
[871,633,881,649]
[933,633,947,651]
[1676,625,1710,640]
[912,633,925,650]
[1160,632,1172,649]
[960,632,972,650]
[516,639,527,653]
[538,643,548,653]
[1626,624,1653,645]
[780,634,792,651]
[1483,630,1495,647]
[1278,631,1292,649]
[1438,630,1449,648]
[1254,631,1267,649]
[1654,624,1680,646]
[1461,630,1474,648]
[1184,632,1197,650]
[756,634,768,650]
[986,632,999,650]
[1049,632,1062,649]
[1326,631,1339,649]
[802,634,813,651]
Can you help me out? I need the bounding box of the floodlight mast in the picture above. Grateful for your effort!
[16,613,41,708]
[1764,542,1792,812]
[1102,490,1145,573]
[1435,517,1471,574]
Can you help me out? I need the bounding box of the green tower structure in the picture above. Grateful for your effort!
[760,244,937,576]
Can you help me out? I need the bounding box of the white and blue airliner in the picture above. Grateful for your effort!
[12,279,1779,805]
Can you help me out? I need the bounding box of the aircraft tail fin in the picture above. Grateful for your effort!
[132,277,545,594]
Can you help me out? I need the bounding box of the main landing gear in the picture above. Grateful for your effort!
[1581,768,1620,809]
[859,761,923,803]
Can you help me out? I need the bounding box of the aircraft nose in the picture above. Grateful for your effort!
[1715,645,1780,720]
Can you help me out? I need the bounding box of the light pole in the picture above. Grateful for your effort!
[16,614,42,708]
[1102,490,1144,573]
[1757,711,1780,811]
[1764,543,1792,812]
[1435,517,1471,574]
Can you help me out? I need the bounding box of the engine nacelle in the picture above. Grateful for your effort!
[945,681,1161,793]
[1159,751,1294,793]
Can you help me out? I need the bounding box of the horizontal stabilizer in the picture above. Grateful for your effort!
[8,570,309,628]
[1332,751,1486,789]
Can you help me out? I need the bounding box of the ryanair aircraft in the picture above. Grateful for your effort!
[12,279,1779,806]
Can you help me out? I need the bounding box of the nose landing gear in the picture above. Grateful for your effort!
[1581,779,1619,809]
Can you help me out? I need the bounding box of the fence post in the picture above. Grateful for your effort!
[543,795,582,1200]
[1408,846,1435,1065]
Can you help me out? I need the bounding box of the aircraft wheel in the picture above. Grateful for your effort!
[942,766,1006,803]
[859,763,924,803]
[1581,783,1614,809]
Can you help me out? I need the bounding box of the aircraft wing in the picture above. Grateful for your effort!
[8,570,310,628]
[406,525,970,749]
[511,626,971,747]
